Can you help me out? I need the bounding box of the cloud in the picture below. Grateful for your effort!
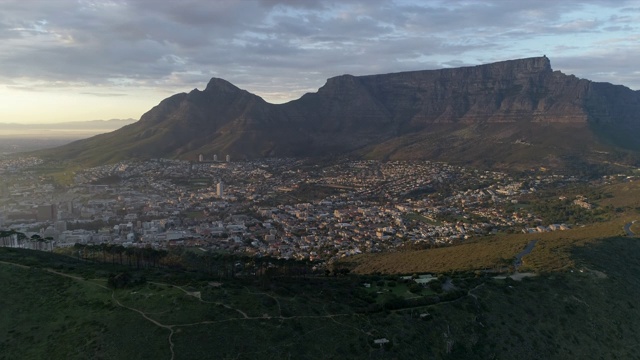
[80,92,128,97]
[554,44,640,89]
[0,0,639,108]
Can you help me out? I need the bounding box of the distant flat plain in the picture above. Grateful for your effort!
[0,119,135,154]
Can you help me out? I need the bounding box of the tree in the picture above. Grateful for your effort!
[99,243,108,263]
[428,278,443,293]
[0,230,14,247]
[106,244,118,265]
[125,247,135,267]
[30,234,42,250]
[43,237,53,251]
[114,245,126,265]
[73,243,85,260]
[408,282,423,294]
[16,232,27,248]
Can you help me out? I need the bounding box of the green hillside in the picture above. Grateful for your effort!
[2,231,640,359]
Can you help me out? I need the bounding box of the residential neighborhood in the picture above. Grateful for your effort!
[0,156,627,263]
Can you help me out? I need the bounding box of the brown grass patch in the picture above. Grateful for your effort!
[598,181,640,208]
[342,216,632,275]
[344,236,529,274]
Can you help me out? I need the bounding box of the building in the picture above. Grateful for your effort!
[55,221,67,232]
[198,154,204,162]
[217,182,224,197]
[0,183,8,197]
[226,154,230,162]
[213,154,218,162]
[37,204,57,222]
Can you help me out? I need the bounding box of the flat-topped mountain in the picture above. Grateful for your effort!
[42,57,640,170]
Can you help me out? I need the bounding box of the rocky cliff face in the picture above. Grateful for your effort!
[318,57,593,128]
[43,57,640,169]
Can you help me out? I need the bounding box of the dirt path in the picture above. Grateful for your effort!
[0,260,29,269]
[1,261,366,360]
[151,281,250,319]
[110,293,176,360]
[0,259,353,358]
[245,287,283,317]
[0,261,177,360]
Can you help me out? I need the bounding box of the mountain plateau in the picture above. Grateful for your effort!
[41,57,640,171]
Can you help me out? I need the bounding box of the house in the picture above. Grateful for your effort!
[374,338,390,346]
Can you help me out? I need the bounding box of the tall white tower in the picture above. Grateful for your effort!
[216,182,224,197]
[226,154,230,162]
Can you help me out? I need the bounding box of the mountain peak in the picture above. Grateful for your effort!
[204,78,242,93]
[503,55,551,73]
[41,56,640,169]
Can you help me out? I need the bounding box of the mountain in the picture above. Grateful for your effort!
[41,57,640,169]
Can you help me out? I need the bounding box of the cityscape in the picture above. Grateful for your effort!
[3,1,640,358]
[1,154,622,265]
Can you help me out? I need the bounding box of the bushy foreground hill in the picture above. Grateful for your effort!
[2,229,639,359]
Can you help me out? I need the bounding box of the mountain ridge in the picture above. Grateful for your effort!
[39,57,640,170]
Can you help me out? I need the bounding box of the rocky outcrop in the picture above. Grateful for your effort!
[42,56,640,169]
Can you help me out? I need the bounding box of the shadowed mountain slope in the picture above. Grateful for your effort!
[42,57,640,169]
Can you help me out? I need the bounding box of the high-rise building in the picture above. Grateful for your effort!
[213,154,218,162]
[198,154,204,162]
[216,182,224,197]
[37,204,57,222]
[226,154,230,162]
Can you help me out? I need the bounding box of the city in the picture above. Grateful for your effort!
[1,155,622,264]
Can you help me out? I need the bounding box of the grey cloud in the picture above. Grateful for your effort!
[554,48,640,89]
[1,0,639,104]
[80,92,127,97]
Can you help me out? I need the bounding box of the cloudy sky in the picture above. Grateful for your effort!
[1,0,639,124]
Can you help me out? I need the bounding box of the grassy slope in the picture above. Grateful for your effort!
[342,216,632,275]
[434,236,640,359]
[2,234,640,360]
[0,263,167,360]
[356,122,640,174]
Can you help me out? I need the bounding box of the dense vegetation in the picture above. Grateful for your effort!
[2,175,639,359]
[2,219,640,360]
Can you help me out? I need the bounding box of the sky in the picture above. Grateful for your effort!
[1,0,639,124]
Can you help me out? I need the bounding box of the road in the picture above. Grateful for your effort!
[624,221,637,237]
[514,240,538,270]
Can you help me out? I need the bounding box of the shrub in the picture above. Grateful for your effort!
[408,283,423,294]
[429,279,443,293]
